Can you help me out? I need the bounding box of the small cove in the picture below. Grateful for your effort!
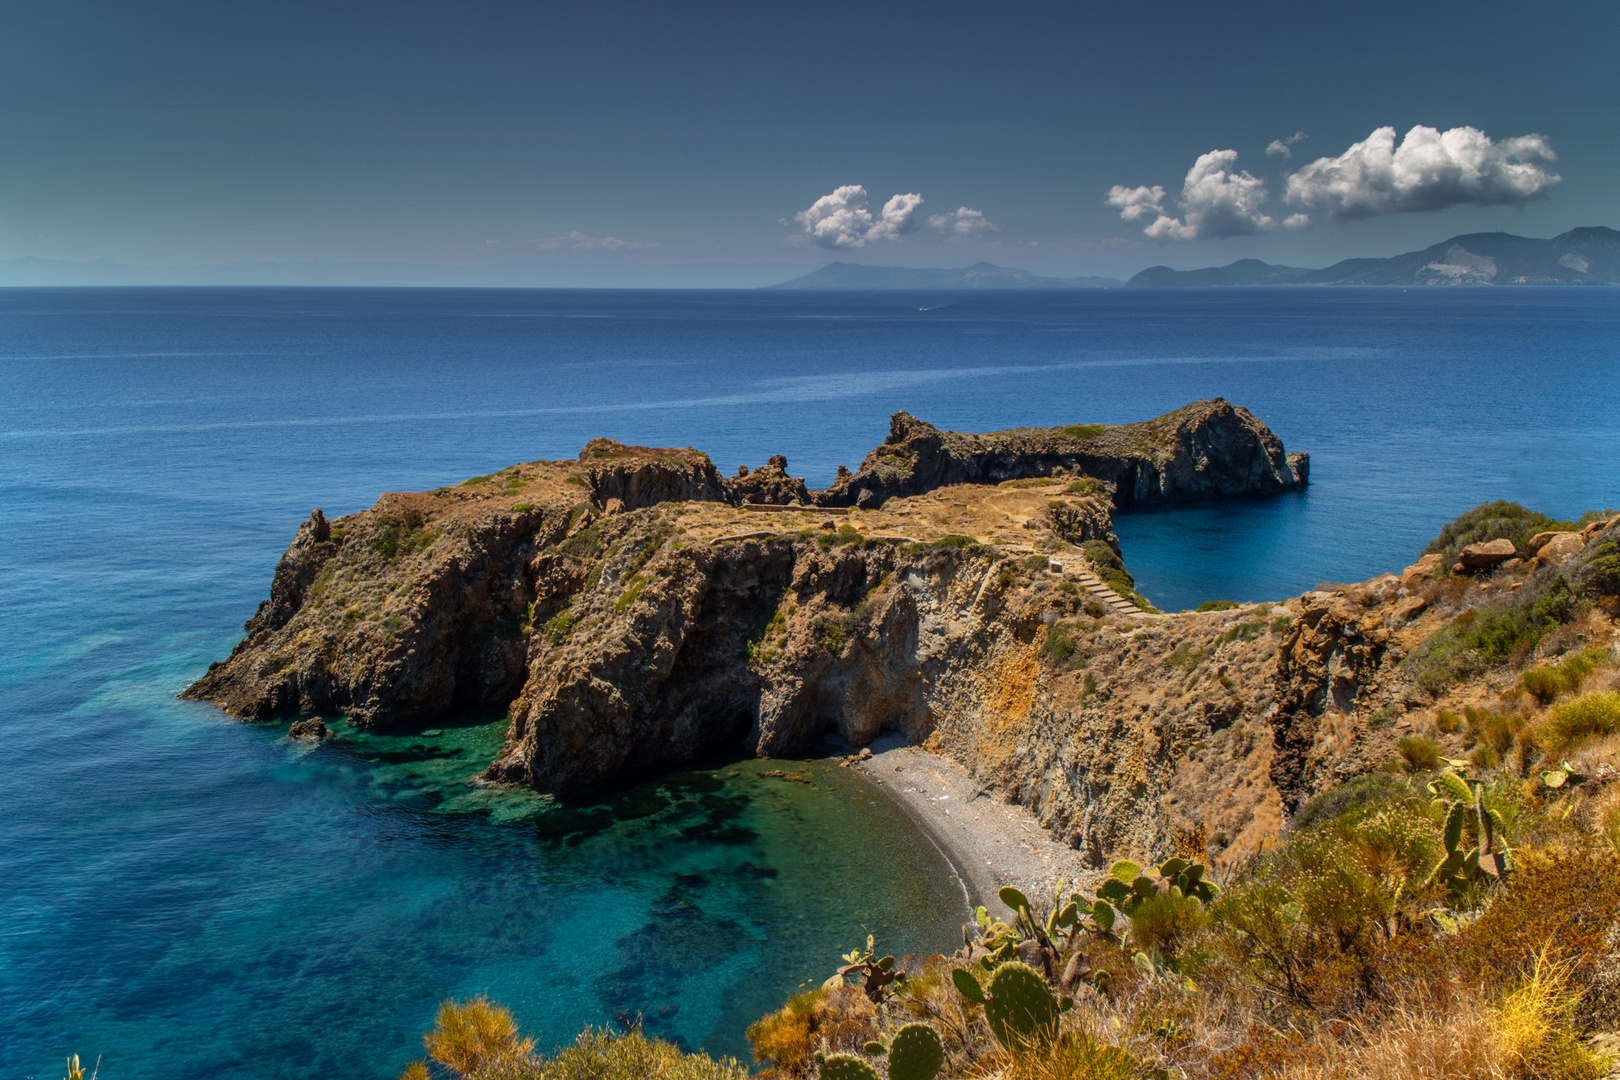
[3,285,1618,1077]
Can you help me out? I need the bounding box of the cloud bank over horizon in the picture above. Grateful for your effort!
[1285,125,1560,220]
[794,186,923,248]
[793,186,995,247]
[1108,125,1561,241]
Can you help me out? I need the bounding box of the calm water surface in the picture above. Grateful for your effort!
[2,287,1618,1077]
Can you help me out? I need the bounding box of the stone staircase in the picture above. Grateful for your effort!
[1067,562,1152,617]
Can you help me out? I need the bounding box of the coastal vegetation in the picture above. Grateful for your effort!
[398,754,1620,1080]
[384,497,1620,1080]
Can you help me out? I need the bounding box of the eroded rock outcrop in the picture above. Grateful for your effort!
[814,400,1307,509]
[184,402,1350,862]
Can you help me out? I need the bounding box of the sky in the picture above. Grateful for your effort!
[2,0,1618,287]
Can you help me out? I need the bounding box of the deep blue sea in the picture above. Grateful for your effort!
[3,287,1618,1079]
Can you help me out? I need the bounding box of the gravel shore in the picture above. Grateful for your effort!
[844,733,1097,919]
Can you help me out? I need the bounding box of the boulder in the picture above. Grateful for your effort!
[1583,517,1620,541]
[1393,596,1428,623]
[1400,553,1443,587]
[288,717,328,740]
[1536,531,1587,567]
[602,497,626,516]
[1527,530,1569,555]
[1458,538,1518,570]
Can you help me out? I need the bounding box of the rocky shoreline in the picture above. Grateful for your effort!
[847,733,1095,914]
[178,398,1399,868]
[183,397,1620,872]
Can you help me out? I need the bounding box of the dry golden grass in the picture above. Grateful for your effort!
[1277,999,1504,1080]
[1493,948,1608,1080]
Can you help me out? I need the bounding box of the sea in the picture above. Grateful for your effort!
[2,286,1617,1079]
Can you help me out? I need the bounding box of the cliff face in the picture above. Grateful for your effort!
[184,402,1361,864]
[814,400,1307,509]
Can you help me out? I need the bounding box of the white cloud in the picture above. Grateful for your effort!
[1266,131,1308,160]
[536,230,653,250]
[1103,185,1166,222]
[1283,213,1311,228]
[928,206,998,236]
[1107,150,1274,241]
[1284,125,1560,220]
[794,185,925,248]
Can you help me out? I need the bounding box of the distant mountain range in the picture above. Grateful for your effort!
[1128,227,1620,287]
[768,227,1620,290]
[766,261,1123,289]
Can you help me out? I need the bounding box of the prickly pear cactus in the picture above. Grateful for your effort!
[818,1053,881,1080]
[887,1023,944,1080]
[984,961,1060,1053]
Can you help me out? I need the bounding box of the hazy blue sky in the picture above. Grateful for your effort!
[2,0,1617,285]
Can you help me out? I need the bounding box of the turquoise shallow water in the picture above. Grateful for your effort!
[2,286,1619,1077]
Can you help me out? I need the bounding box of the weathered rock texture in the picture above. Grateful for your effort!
[199,402,1620,871]
[815,400,1307,509]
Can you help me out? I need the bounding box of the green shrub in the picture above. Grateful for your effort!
[1404,574,1580,691]
[1291,773,1412,832]
[1196,600,1240,612]
[1128,889,1208,958]
[1081,539,1123,571]
[1062,424,1104,439]
[563,474,588,487]
[1575,542,1620,599]
[1424,500,1572,563]
[1023,554,1050,572]
[370,510,436,560]
[1467,708,1523,755]
[1056,580,1078,594]
[544,608,576,644]
[1396,735,1441,773]
[1066,477,1104,496]
[1436,710,1462,733]
[1523,666,1569,706]
[1043,623,1079,666]
[1543,692,1620,753]
[461,474,495,486]
[615,576,648,613]
[1164,643,1205,672]
[510,503,535,513]
[479,1026,747,1080]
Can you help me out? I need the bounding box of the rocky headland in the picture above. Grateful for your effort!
[188,399,1619,870]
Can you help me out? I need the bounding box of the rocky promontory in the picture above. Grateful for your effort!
[184,401,1331,860]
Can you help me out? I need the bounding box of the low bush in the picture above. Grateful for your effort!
[1542,692,1620,753]
[1425,500,1572,564]
[1196,600,1241,612]
[402,996,534,1079]
[1436,710,1462,733]
[1042,623,1079,666]
[1522,649,1607,705]
[1404,574,1580,692]
[1467,708,1523,756]
[1061,424,1104,439]
[1065,477,1104,497]
[1291,773,1412,832]
[1575,541,1620,600]
[1397,736,1442,773]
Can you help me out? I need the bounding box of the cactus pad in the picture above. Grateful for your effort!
[887,1023,944,1080]
[984,960,1059,1052]
[819,1054,881,1080]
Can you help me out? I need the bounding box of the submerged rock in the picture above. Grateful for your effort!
[288,717,328,740]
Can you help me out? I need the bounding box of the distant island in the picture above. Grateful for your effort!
[768,226,1620,289]
[765,261,1123,290]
